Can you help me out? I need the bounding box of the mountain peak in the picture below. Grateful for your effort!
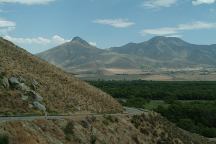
[148,36,189,46]
[71,36,90,46]
[149,36,181,42]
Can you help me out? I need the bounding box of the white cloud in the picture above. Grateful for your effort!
[52,35,69,44]
[141,21,216,36]
[0,18,16,34]
[3,35,70,45]
[178,21,216,30]
[192,0,216,5]
[89,41,97,46]
[0,19,16,28]
[143,0,177,8]
[93,19,135,28]
[141,27,177,36]
[0,0,55,5]
[166,35,183,38]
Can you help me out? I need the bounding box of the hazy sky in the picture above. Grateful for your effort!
[0,0,216,53]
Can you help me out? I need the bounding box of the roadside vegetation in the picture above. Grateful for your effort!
[157,101,216,138]
[88,80,216,138]
[0,134,9,144]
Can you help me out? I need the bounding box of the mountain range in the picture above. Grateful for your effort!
[37,36,216,75]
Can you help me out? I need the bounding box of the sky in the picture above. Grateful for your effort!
[0,0,216,53]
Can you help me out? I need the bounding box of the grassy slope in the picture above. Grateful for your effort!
[0,38,123,115]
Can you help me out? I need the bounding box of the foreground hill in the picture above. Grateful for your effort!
[0,112,214,144]
[0,37,122,115]
[38,36,216,75]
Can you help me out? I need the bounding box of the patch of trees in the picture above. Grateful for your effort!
[88,80,216,138]
[157,102,216,138]
[0,134,9,144]
[88,80,216,100]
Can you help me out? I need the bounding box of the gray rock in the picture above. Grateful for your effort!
[17,83,30,91]
[32,79,39,86]
[9,77,20,86]
[28,104,33,108]
[34,93,43,102]
[18,76,26,83]
[31,79,39,90]
[21,95,28,101]
[28,90,43,101]
[33,101,46,111]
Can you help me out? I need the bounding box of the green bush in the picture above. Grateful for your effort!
[64,121,74,134]
[177,119,196,133]
[131,115,141,128]
[90,134,97,144]
[64,121,75,141]
[0,135,9,144]
[125,98,148,108]
[201,127,216,138]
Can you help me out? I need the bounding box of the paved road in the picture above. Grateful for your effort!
[0,107,148,122]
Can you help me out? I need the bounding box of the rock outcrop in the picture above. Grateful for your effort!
[0,70,46,114]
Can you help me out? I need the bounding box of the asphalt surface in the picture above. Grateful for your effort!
[0,107,148,122]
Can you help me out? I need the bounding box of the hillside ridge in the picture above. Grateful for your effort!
[0,37,123,115]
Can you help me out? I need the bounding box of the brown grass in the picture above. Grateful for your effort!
[0,38,123,114]
[0,112,214,144]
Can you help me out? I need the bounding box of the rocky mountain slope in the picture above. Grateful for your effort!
[38,37,138,74]
[37,36,216,74]
[0,37,123,115]
[110,36,216,68]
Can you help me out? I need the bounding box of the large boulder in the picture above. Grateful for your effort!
[31,79,39,90]
[21,95,29,101]
[33,101,46,111]
[28,90,43,102]
[9,77,30,91]
[17,83,30,91]
[18,76,26,83]
[9,77,20,86]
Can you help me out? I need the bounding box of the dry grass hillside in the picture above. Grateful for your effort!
[0,112,214,144]
[0,38,123,115]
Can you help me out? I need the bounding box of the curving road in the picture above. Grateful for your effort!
[0,107,148,122]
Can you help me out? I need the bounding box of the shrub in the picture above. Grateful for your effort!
[90,134,97,144]
[64,121,75,141]
[201,127,216,138]
[177,119,196,132]
[103,115,118,123]
[0,134,9,144]
[102,119,109,126]
[81,119,90,129]
[131,115,141,128]
[64,121,74,134]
